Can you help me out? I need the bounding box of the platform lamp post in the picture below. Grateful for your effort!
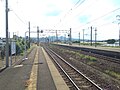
[116,15,120,46]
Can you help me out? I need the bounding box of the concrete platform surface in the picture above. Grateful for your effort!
[0,46,69,90]
[58,43,120,52]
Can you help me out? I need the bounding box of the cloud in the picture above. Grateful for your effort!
[0,0,120,40]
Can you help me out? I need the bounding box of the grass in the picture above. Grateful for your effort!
[76,53,85,59]
[83,55,97,61]
[87,61,95,65]
[105,70,120,79]
[56,47,97,62]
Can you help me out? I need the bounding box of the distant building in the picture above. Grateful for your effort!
[0,38,5,48]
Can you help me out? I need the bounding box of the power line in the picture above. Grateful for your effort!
[65,0,86,18]
[59,0,95,26]
[54,0,86,28]
[74,0,86,8]
[12,10,27,26]
[87,8,120,24]
[74,7,120,29]
[73,0,96,19]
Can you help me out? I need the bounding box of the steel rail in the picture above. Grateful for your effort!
[45,47,103,90]
[45,48,80,90]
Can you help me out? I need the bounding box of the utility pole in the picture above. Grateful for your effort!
[64,34,66,43]
[95,28,97,47]
[83,29,85,44]
[119,23,120,46]
[5,0,9,67]
[28,22,30,48]
[37,26,39,46]
[116,15,120,46]
[69,28,72,45]
[56,30,58,43]
[90,26,93,46]
[79,32,80,45]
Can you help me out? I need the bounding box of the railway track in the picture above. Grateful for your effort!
[57,45,120,64]
[44,47,103,90]
[79,50,120,64]
[56,44,120,59]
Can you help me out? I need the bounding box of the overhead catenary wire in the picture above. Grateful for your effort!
[64,0,86,19]
[74,7,120,29]
[54,0,86,28]
[74,0,86,8]
[12,10,28,26]
[58,0,96,28]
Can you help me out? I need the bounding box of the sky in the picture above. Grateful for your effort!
[0,0,120,40]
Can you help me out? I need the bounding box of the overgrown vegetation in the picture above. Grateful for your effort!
[106,39,116,44]
[0,36,30,59]
[57,48,97,62]
[83,55,97,61]
[105,70,120,79]
[14,36,30,56]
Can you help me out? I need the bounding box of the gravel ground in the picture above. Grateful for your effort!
[47,44,120,90]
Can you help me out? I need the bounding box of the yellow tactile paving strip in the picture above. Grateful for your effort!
[42,47,69,90]
[27,48,38,90]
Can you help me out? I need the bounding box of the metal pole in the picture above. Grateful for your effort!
[69,28,72,45]
[83,29,84,44]
[116,15,120,46]
[56,30,58,43]
[9,32,12,66]
[119,27,120,46]
[5,0,9,67]
[25,32,27,59]
[90,26,93,46]
[23,31,28,60]
[118,23,120,46]
[37,26,39,46]
[64,34,66,43]
[79,32,80,45]
[28,22,30,48]
[95,28,97,47]
[14,33,16,62]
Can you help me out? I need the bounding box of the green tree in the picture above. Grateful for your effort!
[107,39,116,44]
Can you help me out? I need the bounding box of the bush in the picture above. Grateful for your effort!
[83,55,97,61]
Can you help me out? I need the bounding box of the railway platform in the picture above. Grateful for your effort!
[58,43,120,52]
[0,46,69,90]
